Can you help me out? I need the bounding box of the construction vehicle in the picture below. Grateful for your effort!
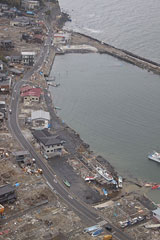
[0,204,4,215]
[103,235,112,240]
[37,168,43,174]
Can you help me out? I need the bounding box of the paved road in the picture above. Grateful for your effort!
[7,7,133,240]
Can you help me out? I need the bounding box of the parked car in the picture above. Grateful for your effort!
[105,224,112,232]
[138,216,145,222]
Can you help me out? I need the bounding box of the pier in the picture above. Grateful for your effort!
[70,32,160,75]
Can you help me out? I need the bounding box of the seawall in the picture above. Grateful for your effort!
[70,32,160,75]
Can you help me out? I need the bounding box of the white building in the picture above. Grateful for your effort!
[0,60,4,71]
[21,0,40,10]
[21,51,35,66]
[0,101,6,122]
[152,208,160,222]
[53,32,71,45]
[31,110,50,129]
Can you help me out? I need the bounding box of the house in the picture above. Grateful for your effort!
[21,0,40,10]
[0,12,5,17]
[0,74,11,93]
[32,27,43,34]
[0,40,14,50]
[32,129,64,158]
[32,34,44,44]
[0,4,8,11]
[20,86,42,104]
[53,32,71,45]
[0,184,16,204]
[0,73,7,81]
[0,60,3,71]
[21,51,35,66]
[152,208,160,222]
[3,10,16,18]
[22,33,32,42]
[20,84,33,93]
[0,109,6,122]
[12,150,30,163]
[0,101,6,122]
[31,110,50,129]
[9,68,24,76]
[10,17,30,27]
[10,55,22,64]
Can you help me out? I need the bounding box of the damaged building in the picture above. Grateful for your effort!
[32,129,64,158]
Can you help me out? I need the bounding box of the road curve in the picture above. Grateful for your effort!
[7,18,133,240]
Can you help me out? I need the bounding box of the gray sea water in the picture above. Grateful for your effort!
[59,0,160,62]
[50,0,160,202]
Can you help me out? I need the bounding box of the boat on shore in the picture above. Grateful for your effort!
[55,106,61,110]
[151,184,160,190]
[148,151,160,163]
[103,188,108,196]
[118,176,123,188]
[63,179,71,187]
[96,167,113,182]
[48,83,60,87]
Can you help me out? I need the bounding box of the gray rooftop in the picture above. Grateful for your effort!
[153,208,160,216]
[38,136,62,146]
[31,110,50,121]
[12,150,30,156]
[0,184,15,196]
[0,101,5,109]
[33,129,63,146]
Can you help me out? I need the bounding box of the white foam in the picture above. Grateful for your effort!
[83,27,102,34]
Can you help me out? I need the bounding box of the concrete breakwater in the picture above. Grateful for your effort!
[69,32,160,75]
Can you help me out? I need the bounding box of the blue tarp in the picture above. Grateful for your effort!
[15,183,20,187]
[26,11,34,15]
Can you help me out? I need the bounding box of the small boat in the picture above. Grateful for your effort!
[85,176,96,181]
[148,151,160,163]
[83,225,100,233]
[144,183,153,187]
[48,83,60,87]
[55,106,61,110]
[103,188,108,196]
[63,179,71,187]
[96,167,113,182]
[91,228,103,237]
[151,184,160,190]
[118,176,123,188]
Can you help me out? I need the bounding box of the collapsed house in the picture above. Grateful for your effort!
[0,184,16,204]
[0,74,12,93]
[0,40,14,50]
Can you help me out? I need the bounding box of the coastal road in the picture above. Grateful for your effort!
[7,8,133,240]
[9,80,133,239]
[8,12,99,225]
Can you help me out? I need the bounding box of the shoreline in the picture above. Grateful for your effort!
[41,2,159,205]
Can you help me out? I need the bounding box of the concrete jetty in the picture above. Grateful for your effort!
[70,32,160,75]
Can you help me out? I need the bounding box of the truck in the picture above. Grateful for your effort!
[103,235,112,240]
[83,224,100,233]
[91,228,103,237]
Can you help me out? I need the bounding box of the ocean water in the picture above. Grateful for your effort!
[50,1,160,202]
[59,0,160,62]
[50,54,160,203]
